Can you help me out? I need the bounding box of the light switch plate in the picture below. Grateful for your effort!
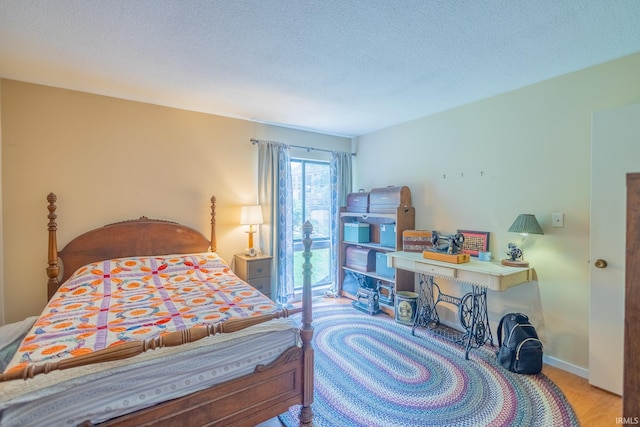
[552,212,564,228]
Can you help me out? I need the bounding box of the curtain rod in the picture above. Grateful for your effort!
[250,138,355,156]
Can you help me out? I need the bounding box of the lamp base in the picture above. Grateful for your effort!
[245,228,257,256]
[501,259,529,267]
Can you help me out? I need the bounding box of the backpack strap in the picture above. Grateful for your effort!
[497,315,506,347]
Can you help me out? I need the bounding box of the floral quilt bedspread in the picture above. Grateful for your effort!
[4,252,277,374]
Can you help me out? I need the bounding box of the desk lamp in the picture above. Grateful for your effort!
[240,205,263,256]
[502,214,543,267]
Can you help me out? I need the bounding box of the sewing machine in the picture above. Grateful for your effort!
[378,281,394,306]
[352,286,381,315]
[430,231,465,254]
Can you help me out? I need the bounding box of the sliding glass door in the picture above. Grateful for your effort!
[291,159,332,296]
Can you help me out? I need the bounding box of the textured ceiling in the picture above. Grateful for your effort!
[1,1,640,137]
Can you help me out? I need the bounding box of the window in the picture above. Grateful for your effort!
[291,159,332,293]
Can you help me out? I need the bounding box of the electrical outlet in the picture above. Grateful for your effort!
[552,212,564,228]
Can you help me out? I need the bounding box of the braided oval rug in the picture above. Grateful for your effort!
[280,302,579,427]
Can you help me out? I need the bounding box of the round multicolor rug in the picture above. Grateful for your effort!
[280,302,578,427]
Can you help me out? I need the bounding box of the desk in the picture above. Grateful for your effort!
[387,251,533,359]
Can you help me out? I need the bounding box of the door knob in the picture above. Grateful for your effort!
[594,259,608,269]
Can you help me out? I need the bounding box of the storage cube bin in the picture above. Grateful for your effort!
[380,224,396,248]
[344,222,370,243]
[375,252,395,278]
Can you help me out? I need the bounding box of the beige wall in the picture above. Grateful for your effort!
[354,52,640,373]
[0,79,351,324]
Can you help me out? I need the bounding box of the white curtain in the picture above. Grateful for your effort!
[329,151,353,296]
[257,140,294,304]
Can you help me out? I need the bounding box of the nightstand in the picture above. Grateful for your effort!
[234,253,273,300]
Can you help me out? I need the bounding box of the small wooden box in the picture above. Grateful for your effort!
[346,190,370,213]
[346,246,376,272]
[422,250,470,264]
[369,186,411,213]
[403,230,432,252]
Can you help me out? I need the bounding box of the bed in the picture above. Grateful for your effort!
[0,193,314,427]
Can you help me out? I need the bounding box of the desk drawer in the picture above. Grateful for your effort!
[414,262,456,278]
[247,259,271,279]
[249,277,271,297]
[391,256,456,279]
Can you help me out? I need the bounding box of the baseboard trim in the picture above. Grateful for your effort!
[543,354,588,379]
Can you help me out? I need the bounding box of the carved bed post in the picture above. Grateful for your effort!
[47,193,60,300]
[210,196,217,252]
[299,221,314,426]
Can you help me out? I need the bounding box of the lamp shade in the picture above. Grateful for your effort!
[508,214,543,235]
[240,205,264,225]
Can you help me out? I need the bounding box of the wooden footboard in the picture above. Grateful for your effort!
[87,346,305,427]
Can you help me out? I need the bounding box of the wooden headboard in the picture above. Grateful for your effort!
[46,193,217,300]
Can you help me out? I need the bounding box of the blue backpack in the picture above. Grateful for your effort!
[496,313,543,374]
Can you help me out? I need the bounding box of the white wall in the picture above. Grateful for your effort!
[353,53,640,373]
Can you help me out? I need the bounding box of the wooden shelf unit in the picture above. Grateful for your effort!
[339,206,415,316]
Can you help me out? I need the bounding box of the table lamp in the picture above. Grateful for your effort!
[502,213,543,267]
[240,205,263,256]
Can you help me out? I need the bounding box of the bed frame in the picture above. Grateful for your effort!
[34,193,314,426]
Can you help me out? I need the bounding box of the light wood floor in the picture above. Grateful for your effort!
[543,364,621,426]
[258,298,622,426]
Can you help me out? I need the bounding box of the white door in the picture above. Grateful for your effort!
[590,102,640,395]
